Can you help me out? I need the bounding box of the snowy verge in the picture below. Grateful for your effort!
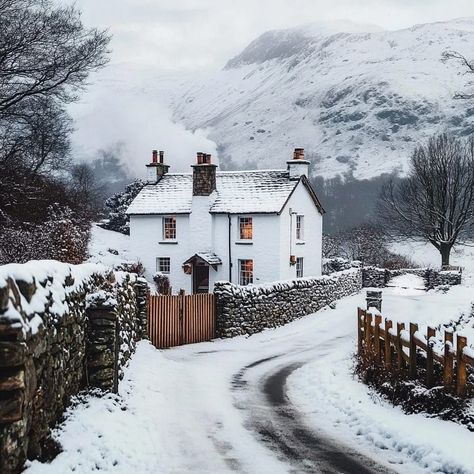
[288,331,474,473]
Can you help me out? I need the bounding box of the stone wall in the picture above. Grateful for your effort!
[0,262,148,473]
[361,266,462,289]
[214,268,362,338]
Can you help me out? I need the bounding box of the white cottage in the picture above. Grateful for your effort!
[126,148,324,293]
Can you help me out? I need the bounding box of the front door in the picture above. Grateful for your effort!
[193,263,209,294]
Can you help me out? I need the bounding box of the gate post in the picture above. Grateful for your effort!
[179,289,185,345]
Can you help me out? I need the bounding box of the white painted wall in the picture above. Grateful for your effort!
[279,180,323,279]
[129,179,322,293]
[212,213,281,288]
[129,214,193,293]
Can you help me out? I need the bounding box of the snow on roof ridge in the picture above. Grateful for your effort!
[162,169,287,177]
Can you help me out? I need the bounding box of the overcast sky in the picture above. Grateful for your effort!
[74,0,474,71]
[67,0,474,175]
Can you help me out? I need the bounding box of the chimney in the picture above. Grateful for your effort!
[287,147,310,180]
[146,149,170,183]
[192,152,217,196]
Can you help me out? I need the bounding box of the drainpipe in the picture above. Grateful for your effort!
[228,214,232,282]
[289,208,297,265]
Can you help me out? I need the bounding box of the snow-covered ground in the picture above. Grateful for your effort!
[26,265,474,474]
[87,225,134,268]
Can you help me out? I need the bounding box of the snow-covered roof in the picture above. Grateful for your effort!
[184,252,222,266]
[126,170,323,215]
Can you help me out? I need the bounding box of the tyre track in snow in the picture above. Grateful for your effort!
[231,354,394,474]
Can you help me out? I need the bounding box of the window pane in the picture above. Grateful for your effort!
[239,217,253,240]
[239,259,253,285]
[156,257,170,274]
[296,215,304,240]
[296,257,304,278]
[163,217,176,239]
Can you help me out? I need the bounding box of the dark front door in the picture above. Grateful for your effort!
[193,263,209,294]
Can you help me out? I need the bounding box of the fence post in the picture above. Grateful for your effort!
[443,330,454,391]
[426,327,435,388]
[396,322,405,370]
[365,312,373,357]
[409,322,418,379]
[384,319,392,369]
[357,308,364,355]
[179,289,185,346]
[456,335,467,397]
[374,315,382,364]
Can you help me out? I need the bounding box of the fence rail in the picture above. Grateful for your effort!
[357,308,474,397]
[148,292,215,349]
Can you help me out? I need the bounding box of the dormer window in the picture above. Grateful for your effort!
[163,216,176,240]
[296,215,304,241]
[239,217,253,240]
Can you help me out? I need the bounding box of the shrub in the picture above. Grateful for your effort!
[153,273,171,295]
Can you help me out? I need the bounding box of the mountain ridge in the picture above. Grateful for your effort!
[170,18,474,179]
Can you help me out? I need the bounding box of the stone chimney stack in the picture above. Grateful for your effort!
[287,147,310,180]
[146,149,170,183]
[192,152,217,196]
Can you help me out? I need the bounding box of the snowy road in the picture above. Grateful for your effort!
[27,284,474,474]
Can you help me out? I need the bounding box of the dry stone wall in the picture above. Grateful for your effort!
[0,262,148,473]
[214,269,362,338]
[362,266,462,289]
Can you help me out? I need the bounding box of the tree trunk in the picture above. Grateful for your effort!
[440,243,452,268]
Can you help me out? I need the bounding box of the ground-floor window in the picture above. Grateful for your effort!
[239,259,253,285]
[156,257,171,274]
[296,257,304,278]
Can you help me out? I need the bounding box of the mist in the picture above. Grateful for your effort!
[68,64,218,178]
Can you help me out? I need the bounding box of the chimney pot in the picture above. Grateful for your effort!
[196,152,204,164]
[159,150,164,164]
[152,149,158,163]
[293,148,305,160]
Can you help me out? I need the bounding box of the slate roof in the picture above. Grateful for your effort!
[126,170,324,215]
[183,252,222,266]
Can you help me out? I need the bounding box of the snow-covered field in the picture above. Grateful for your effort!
[87,225,133,268]
[26,261,474,473]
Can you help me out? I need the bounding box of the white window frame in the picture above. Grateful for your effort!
[239,259,254,285]
[156,257,171,274]
[296,257,304,278]
[162,216,177,240]
[296,215,304,241]
[238,216,253,241]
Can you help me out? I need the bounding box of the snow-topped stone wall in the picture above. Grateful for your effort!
[362,266,462,289]
[0,262,148,473]
[214,268,362,338]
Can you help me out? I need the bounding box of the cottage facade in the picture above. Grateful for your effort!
[127,149,324,293]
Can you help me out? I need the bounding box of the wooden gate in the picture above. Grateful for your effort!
[147,292,215,349]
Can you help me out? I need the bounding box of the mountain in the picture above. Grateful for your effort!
[170,18,474,179]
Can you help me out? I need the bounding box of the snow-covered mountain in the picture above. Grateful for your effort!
[170,18,474,179]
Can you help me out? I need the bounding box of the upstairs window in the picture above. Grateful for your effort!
[163,216,176,240]
[239,259,254,285]
[296,215,304,241]
[239,217,253,240]
[156,257,171,274]
[296,257,304,278]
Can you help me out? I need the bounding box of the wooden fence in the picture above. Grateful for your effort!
[357,308,474,397]
[148,292,215,349]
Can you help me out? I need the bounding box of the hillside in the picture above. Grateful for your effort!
[170,18,474,179]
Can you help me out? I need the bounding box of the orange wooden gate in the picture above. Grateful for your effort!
[147,292,215,349]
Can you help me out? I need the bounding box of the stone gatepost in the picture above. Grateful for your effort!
[86,303,119,393]
[366,290,382,312]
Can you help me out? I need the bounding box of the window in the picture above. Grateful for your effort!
[239,217,253,240]
[156,257,170,274]
[239,259,253,285]
[296,257,304,278]
[296,215,304,241]
[163,216,176,240]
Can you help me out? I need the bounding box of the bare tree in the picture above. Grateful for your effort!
[0,0,110,116]
[379,133,474,267]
